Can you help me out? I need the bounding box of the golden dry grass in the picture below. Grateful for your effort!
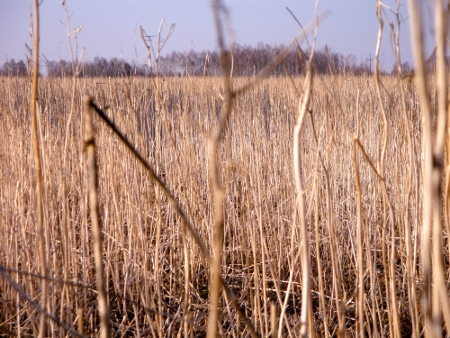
[0,74,441,337]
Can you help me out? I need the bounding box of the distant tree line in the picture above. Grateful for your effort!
[0,59,29,77]
[0,43,421,78]
[44,57,145,77]
[162,43,379,77]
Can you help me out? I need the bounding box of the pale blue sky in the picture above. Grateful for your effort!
[0,1,436,71]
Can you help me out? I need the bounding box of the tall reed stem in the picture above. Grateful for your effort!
[207,1,233,337]
[30,1,48,336]
[293,61,313,337]
[407,0,448,336]
[84,96,111,338]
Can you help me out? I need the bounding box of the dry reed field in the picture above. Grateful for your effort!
[1,1,450,337]
[0,73,441,337]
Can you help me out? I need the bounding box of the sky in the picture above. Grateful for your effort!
[0,1,437,72]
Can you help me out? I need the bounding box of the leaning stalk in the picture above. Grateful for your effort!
[84,96,111,338]
[293,61,313,337]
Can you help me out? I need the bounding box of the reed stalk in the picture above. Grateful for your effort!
[207,1,233,336]
[293,61,313,337]
[374,3,400,336]
[29,1,48,336]
[407,0,448,336]
[84,96,111,338]
[432,0,450,333]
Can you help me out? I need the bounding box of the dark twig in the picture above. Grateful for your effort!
[84,96,111,338]
[0,266,95,290]
[0,265,87,338]
[87,99,260,338]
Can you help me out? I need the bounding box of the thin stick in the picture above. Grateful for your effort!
[433,0,450,334]
[313,169,330,338]
[374,3,400,336]
[84,96,111,338]
[293,61,313,337]
[352,90,364,338]
[389,1,419,333]
[30,1,48,336]
[0,266,87,338]
[207,1,233,337]
[406,1,434,335]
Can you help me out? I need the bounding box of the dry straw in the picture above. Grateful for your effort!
[84,96,111,338]
[2,0,450,337]
[29,1,48,337]
[408,0,450,336]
